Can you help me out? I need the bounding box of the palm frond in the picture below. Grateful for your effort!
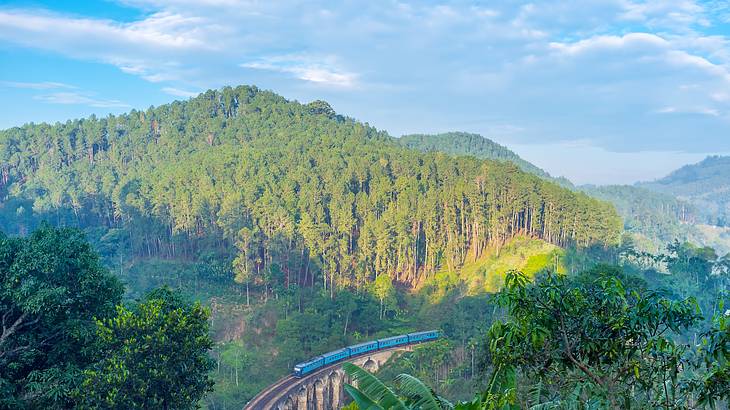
[527,379,543,407]
[436,395,455,410]
[343,363,408,410]
[344,384,385,410]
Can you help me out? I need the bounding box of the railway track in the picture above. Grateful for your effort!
[244,374,295,410]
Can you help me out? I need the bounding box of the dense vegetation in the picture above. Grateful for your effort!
[579,185,696,251]
[5,86,727,408]
[344,258,729,409]
[398,133,549,179]
[0,86,626,407]
[0,225,213,409]
[0,86,620,295]
[395,132,730,256]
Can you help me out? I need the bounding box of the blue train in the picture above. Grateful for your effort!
[292,330,440,378]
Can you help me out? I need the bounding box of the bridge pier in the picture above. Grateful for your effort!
[330,370,344,409]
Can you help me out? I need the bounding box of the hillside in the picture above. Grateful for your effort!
[394,131,704,250]
[0,86,620,291]
[639,155,730,226]
[0,85,623,407]
[421,235,565,301]
[399,132,548,177]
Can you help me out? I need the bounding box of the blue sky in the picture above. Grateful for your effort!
[1,0,730,184]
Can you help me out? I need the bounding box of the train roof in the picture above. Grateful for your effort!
[349,340,378,349]
[408,329,439,336]
[321,347,349,357]
[378,334,409,342]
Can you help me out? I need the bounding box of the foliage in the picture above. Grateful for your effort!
[398,132,552,181]
[344,363,496,410]
[484,266,702,409]
[77,287,215,409]
[693,295,730,407]
[344,362,409,410]
[580,185,696,251]
[0,86,621,301]
[0,224,123,409]
[373,274,397,319]
[345,363,470,410]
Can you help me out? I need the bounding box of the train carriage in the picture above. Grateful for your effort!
[292,330,440,378]
[321,347,351,365]
[408,330,439,343]
[377,334,409,349]
[348,340,378,356]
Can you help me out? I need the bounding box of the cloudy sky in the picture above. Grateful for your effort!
[1,0,729,184]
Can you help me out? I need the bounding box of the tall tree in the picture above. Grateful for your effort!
[77,288,215,409]
[484,266,701,409]
[0,225,124,409]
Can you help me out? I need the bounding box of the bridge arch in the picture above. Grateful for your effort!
[362,357,377,372]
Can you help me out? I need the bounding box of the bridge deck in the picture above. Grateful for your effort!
[244,345,413,410]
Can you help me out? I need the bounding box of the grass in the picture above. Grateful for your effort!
[420,236,565,302]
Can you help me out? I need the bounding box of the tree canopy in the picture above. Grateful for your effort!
[0,224,123,408]
[482,266,728,409]
[0,86,621,300]
[77,288,214,409]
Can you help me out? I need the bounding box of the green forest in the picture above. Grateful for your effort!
[398,132,730,255]
[0,86,620,290]
[0,86,728,409]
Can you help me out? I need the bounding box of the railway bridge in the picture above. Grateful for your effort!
[244,345,415,410]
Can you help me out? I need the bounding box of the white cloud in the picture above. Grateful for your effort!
[34,91,129,108]
[242,55,358,88]
[655,106,721,116]
[619,0,707,28]
[2,0,730,179]
[0,9,214,84]
[549,33,669,56]
[162,87,200,97]
[1,81,75,90]
[0,10,208,51]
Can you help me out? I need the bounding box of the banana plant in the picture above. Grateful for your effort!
[343,363,479,410]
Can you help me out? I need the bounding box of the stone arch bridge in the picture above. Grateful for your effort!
[244,345,415,410]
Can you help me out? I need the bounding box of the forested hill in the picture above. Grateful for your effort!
[0,85,620,291]
[579,184,696,249]
[398,132,573,187]
[398,132,546,176]
[639,155,730,226]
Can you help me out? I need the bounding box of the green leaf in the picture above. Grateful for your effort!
[344,384,385,410]
[343,363,408,410]
[395,373,451,410]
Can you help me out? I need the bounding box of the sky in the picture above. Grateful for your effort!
[1,0,730,185]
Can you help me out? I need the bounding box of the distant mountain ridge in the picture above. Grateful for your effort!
[398,132,574,188]
[398,132,547,176]
[638,156,730,226]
